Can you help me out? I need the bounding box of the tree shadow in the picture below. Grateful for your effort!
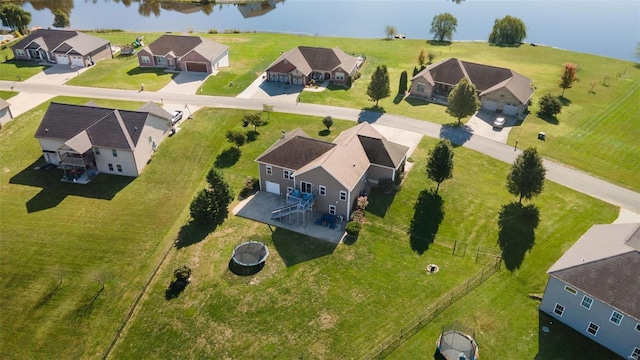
[126,67,174,77]
[366,185,397,218]
[357,109,384,123]
[535,310,621,359]
[497,202,539,271]
[165,280,188,300]
[392,93,405,105]
[439,123,473,147]
[318,129,331,137]
[9,157,133,213]
[174,219,220,249]
[271,227,338,267]
[245,130,259,142]
[427,40,452,46]
[214,147,241,168]
[404,97,431,107]
[557,96,571,106]
[409,190,445,254]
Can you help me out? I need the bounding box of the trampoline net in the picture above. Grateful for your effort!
[438,330,477,360]
[232,242,268,266]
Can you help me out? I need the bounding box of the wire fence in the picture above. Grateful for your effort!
[364,256,502,360]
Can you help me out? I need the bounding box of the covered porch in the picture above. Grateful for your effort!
[58,149,98,184]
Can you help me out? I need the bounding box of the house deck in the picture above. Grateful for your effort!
[233,191,346,244]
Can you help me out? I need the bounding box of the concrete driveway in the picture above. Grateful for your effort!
[237,72,302,102]
[158,71,211,95]
[465,110,515,144]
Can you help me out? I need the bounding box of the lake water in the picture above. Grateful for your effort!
[15,0,640,61]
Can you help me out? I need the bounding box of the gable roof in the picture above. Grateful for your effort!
[266,46,358,76]
[34,102,168,151]
[257,123,408,191]
[0,98,10,110]
[12,29,109,55]
[142,34,228,60]
[548,223,640,320]
[411,58,534,104]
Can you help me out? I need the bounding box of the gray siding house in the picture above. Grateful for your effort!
[540,223,640,360]
[35,101,172,183]
[11,29,112,67]
[137,34,229,73]
[255,123,408,220]
[408,58,534,117]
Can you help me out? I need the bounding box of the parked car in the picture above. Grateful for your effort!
[170,110,183,125]
[492,116,506,129]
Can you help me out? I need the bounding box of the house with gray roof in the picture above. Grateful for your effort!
[540,223,640,360]
[255,122,408,220]
[35,101,172,183]
[137,34,229,73]
[266,46,363,87]
[11,29,112,67]
[409,58,534,116]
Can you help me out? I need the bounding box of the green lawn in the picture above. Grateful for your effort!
[0,41,48,81]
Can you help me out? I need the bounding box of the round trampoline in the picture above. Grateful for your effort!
[229,241,269,276]
[436,330,479,360]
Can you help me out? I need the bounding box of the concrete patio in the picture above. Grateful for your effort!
[233,191,346,243]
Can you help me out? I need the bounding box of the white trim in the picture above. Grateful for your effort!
[630,347,640,360]
[609,310,623,325]
[339,190,347,201]
[580,295,593,309]
[319,185,326,196]
[553,303,564,317]
[283,169,292,180]
[266,165,272,175]
[329,205,336,215]
[636,322,640,332]
[586,322,599,336]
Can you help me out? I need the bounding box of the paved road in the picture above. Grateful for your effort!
[2,80,639,213]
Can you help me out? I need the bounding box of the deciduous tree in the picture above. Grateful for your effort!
[558,63,578,97]
[417,48,427,68]
[385,25,396,40]
[262,103,273,120]
[322,116,333,130]
[446,78,480,125]
[243,111,264,131]
[430,13,458,42]
[538,93,562,117]
[52,9,69,28]
[0,4,31,34]
[488,15,527,46]
[367,65,390,108]
[507,147,546,204]
[426,139,454,194]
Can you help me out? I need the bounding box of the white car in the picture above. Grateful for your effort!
[170,110,183,125]
[492,116,506,129]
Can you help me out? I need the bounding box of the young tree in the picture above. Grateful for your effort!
[417,48,427,68]
[385,25,397,40]
[427,51,436,65]
[446,78,480,125]
[226,130,245,149]
[367,65,391,108]
[488,15,527,46]
[558,63,578,97]
[426,139,454,194]
[52,10,70,28]
[538,93,562,117]
[398,71,408,94]
[262,103,273,121]
[189,168,233,225]
[322,115,334,130]
[429,13,458,42]
[0,4,32,34]
[507,147,546,204]
[243,111,264,131]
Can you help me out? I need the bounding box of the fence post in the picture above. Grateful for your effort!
[452,239,457,255]
[475,246,480,263]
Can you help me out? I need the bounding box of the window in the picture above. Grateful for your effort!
[564,285,577,295]
[266,165,272,175]
[329,205,336,215]
[586,322,599,336]
[108,164,114,171]
[94,148,100,155]
[287,187,293,195]
[141,55,150,63]
[581,295,593,309]
[300,181,312,193]
[636,323,640,332]
[112,149,118,157]
[417,83,426,93]
[155,56,167,65]
[339,190,347,201]
[283,170,292,180]
[16,49,25,57]
[319,185,326,196]
[609,311,623,325]
[335,72,345,80]
[631,347,640,360]
[553,303,565,317]
[116,165,123,172]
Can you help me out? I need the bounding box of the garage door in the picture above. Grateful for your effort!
[265,181,280,195]
[482,100,498,112]
[70,56,84,67]
[186,62,208,72]
[503,104,519,115]
[55,54,69,65]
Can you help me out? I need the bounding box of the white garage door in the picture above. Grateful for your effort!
[265,181,280,195]
[55,54,69,65]
[503,104,519,115]
[70,55,84,67]
[482,100,498,112]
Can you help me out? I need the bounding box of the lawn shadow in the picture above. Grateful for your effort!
[497,202,539,271]
[366,185,397,218]
[392,93,405,105]
[271,227,338,267]
[557,96,571,106]
[214,147,241,168]
[165,280,189,300]
[409,189,445,254]
[357,109,384,123]
[9,157,133,213]
[535,310,621,359]
[318,129,331,137]
[536,113,559,125]
[404,97,432,107]
[174,220,220,249]
[439,123,473,147]
[227,259,265,276]
[126,67,173,77]
[245,130,259,142]
[427,40,452,46]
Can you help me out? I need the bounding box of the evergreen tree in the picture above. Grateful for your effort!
[367,65,391,108]
[189,168,233,225]
[398,71,408,94]
[507,148,546,204]
[446,78,480,125]
[426,139,454,194]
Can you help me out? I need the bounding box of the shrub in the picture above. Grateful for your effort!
[538,93,562,117]
[240,176,255,197]
[345,222,362,237]
[174,265,191,283]
[208,29,218,34]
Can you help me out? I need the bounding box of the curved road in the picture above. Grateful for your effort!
[2,80,639,213]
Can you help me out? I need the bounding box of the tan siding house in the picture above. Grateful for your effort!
[137,34,229,73]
